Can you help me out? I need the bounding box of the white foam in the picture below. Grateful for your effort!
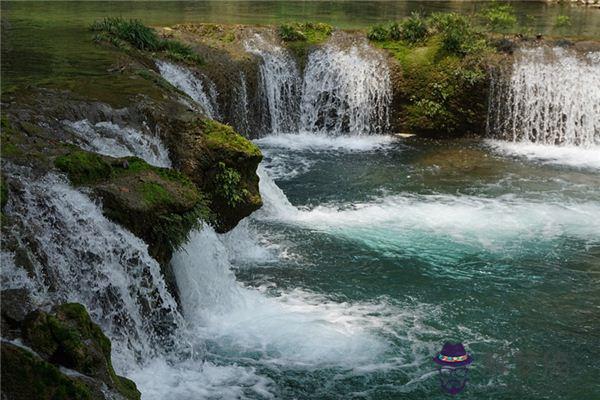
[255,133,396,152]
[129,358,275,400]
[172,226,392,368]
[64,119,172,168]
[256,168,600,256]
[486,139,600,170]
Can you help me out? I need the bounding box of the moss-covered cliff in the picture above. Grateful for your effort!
[1,298,140,400]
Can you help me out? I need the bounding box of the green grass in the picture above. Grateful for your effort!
[90,17,203,65]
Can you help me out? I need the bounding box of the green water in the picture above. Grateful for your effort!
[2,2,600,399]
[232,136,600,399]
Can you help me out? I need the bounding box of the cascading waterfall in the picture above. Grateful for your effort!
[487,47,600,147]
[245,33,392,136]
[64,119,172,167]
[245,34,302,134]
[1,167,185,371]
[156,60,220,119]
[300,40,391,135]
[231,71,251,136]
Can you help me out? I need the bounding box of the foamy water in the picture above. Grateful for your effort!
[487,140,600,170]
[255,133,396,152]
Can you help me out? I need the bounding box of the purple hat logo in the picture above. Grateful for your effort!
[433,342,473,395]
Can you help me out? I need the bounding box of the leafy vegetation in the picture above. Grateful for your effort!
[555,15,572,29]
[480,2,517,32]
[368,12,494,136]
[278,22,333,43]
[90,17,203,64]
[214,162,249,207]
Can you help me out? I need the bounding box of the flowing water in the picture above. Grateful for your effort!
[487,47,600,170]
[2,2,600,399]
[156,60,220,119]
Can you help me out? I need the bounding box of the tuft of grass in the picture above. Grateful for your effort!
[90,17,203,65]
[90,17,161,51]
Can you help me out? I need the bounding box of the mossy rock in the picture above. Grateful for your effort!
[1,342,93,400]
[19,303,140,400]
[376,36,492,136]
[55,149,210,296]
[166,118,262,233]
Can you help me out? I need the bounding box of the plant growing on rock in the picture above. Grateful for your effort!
[90,17,203,65]
[368,24,390,41]
[214,162,250,207]
[480,2,517,32]
[399,12,429,44]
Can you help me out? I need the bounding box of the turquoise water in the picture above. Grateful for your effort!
[213,135,600,399]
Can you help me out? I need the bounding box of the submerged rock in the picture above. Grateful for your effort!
[2,303,140,400]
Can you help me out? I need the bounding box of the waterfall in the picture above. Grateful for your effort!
[64,119,172,167]
[2,167,185,371]
[300,41,391,135]
[244,34,302,134]
[156,60,220,120]
[231,72,250,136]
[245,33,392,136]
[487,47,600,147]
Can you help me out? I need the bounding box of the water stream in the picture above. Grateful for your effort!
[1,29,599,399]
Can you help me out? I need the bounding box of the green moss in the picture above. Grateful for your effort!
[55,150,113,185]
[374,32,490,136]
[202,119,261,158]
[1,343,93,400]
[21,304,140,400]
[140,182,172,207]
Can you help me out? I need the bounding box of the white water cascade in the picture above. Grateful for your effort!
[244,34,302,134]
[300,40,392,135]
[487,47,600,147]
[245,33,392,136]
[1,168,185,371]
[64,119,172,167]
[156,60,220,119]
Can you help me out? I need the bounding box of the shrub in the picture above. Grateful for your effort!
[428,13,488,56]
[278,22,333,42]
[480,2,517,32]
[278,24,307,41]
[214,162,249,207]
[399,12,429,44]
[367,24,389,41]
